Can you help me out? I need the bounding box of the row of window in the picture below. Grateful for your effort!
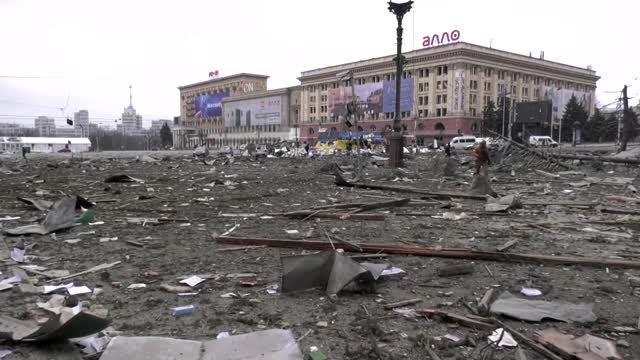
[305,66,590,95]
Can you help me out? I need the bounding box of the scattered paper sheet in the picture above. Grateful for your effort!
[10,248,25,263]
[285,230,299,234]
[521,287,543,296]
[43,283,74,294]
[488,328,518,347]
[381,267,405,276]
[179,275,205,288]
[127,283,146,290]
[68,286,92,296]
[0,216,20,221]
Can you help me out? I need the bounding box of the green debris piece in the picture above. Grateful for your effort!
[76,210,96,224]
[310,351,327,360]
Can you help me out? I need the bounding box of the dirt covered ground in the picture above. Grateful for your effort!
[0,149,639,359]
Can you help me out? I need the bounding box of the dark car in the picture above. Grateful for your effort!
[58,148,71,153]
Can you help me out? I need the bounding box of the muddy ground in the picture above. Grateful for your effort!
[0,149,639,359]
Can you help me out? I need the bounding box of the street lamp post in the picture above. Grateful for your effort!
[387,1,413,168]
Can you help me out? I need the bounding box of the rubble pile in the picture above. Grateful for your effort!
[0,149,639,359]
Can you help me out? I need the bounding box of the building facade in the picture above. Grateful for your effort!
[217,86,301,147]
[174,73,269,149]
[298,42,599,145]
[34,116,56,137]
[73,110,89,136]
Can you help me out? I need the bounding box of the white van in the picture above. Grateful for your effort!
[449,136,477,150]
[529,136,558,148]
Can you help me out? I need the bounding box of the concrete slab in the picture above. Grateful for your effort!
[100,336,202,360]
[202,329,303,360]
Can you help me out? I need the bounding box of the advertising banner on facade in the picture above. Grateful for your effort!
[543,87,594,119]
[224,96,282,128]
[328,79,410,117]
[453,69,466,111]
[195,91,229,118]
[382,79,414,113]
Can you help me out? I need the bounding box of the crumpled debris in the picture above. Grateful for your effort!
[4,196,95,236]
[433,212,471,221]
[485,194,522,212]
[488,328,518,347]
[0,311,110,342]
[490,291,597,323]
[534,328,621,360]
[104,174,144,183]
[17,197,53,211]
[281,251,390,296]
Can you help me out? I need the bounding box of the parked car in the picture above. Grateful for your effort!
[58,148,71,153]
[449,136,477,150]
[529,135,558,148]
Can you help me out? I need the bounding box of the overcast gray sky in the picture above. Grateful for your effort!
[1,0,638,128]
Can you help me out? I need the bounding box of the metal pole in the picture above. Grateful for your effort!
[501,92,506,137]
[386,1,413,168]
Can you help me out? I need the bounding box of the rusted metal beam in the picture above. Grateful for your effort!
[334,173,487,200]
[215,236,640,269]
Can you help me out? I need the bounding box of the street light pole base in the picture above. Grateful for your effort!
[387,132,404,168]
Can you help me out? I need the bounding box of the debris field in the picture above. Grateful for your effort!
[0,148,639,360]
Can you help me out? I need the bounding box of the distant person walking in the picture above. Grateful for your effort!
[473,140,490,175]
[21,146,28,160]
[444,143,451,157]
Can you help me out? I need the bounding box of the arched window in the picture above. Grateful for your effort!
[385,125,392,131]
[308,128,315,135]
[434,122,445,131]
[417,123,425,130]
[370,125,376,132]
[471,123,479,132]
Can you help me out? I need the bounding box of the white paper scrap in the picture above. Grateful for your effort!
[488,328,518,347]
[216,332,230,339]
[381,267,405,276]
[285,230,299,234]
[127,283,147,290]
[68,286,92,296]
[0,275,21,285]
[0,216,20,221]
[179,275,205,287]
[0,350,13,359]
[10,248,25,263]
[520,287,543,297]
[43,283,74,294]
[64,239,83,244]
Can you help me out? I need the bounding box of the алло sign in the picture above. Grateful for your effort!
[423,30,460,48]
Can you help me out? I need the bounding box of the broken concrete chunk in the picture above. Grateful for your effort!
[534,328,621,360]
[485,194,522,212]
[489,291,597,323]
[281,251,388,296]
[101,329,303,360]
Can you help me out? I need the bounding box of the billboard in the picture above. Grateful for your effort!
[328,83,384,117]
[382,78,414,113]
[224,95,282,128]
[195,91,229,118]
[543,87,594,120]
[516,101,552,124]
[453,69,466,111]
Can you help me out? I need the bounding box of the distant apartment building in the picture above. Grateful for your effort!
[73,110,89,135]
[0,122,21,136]
[34,116,56,136]
[150,119,172,134]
